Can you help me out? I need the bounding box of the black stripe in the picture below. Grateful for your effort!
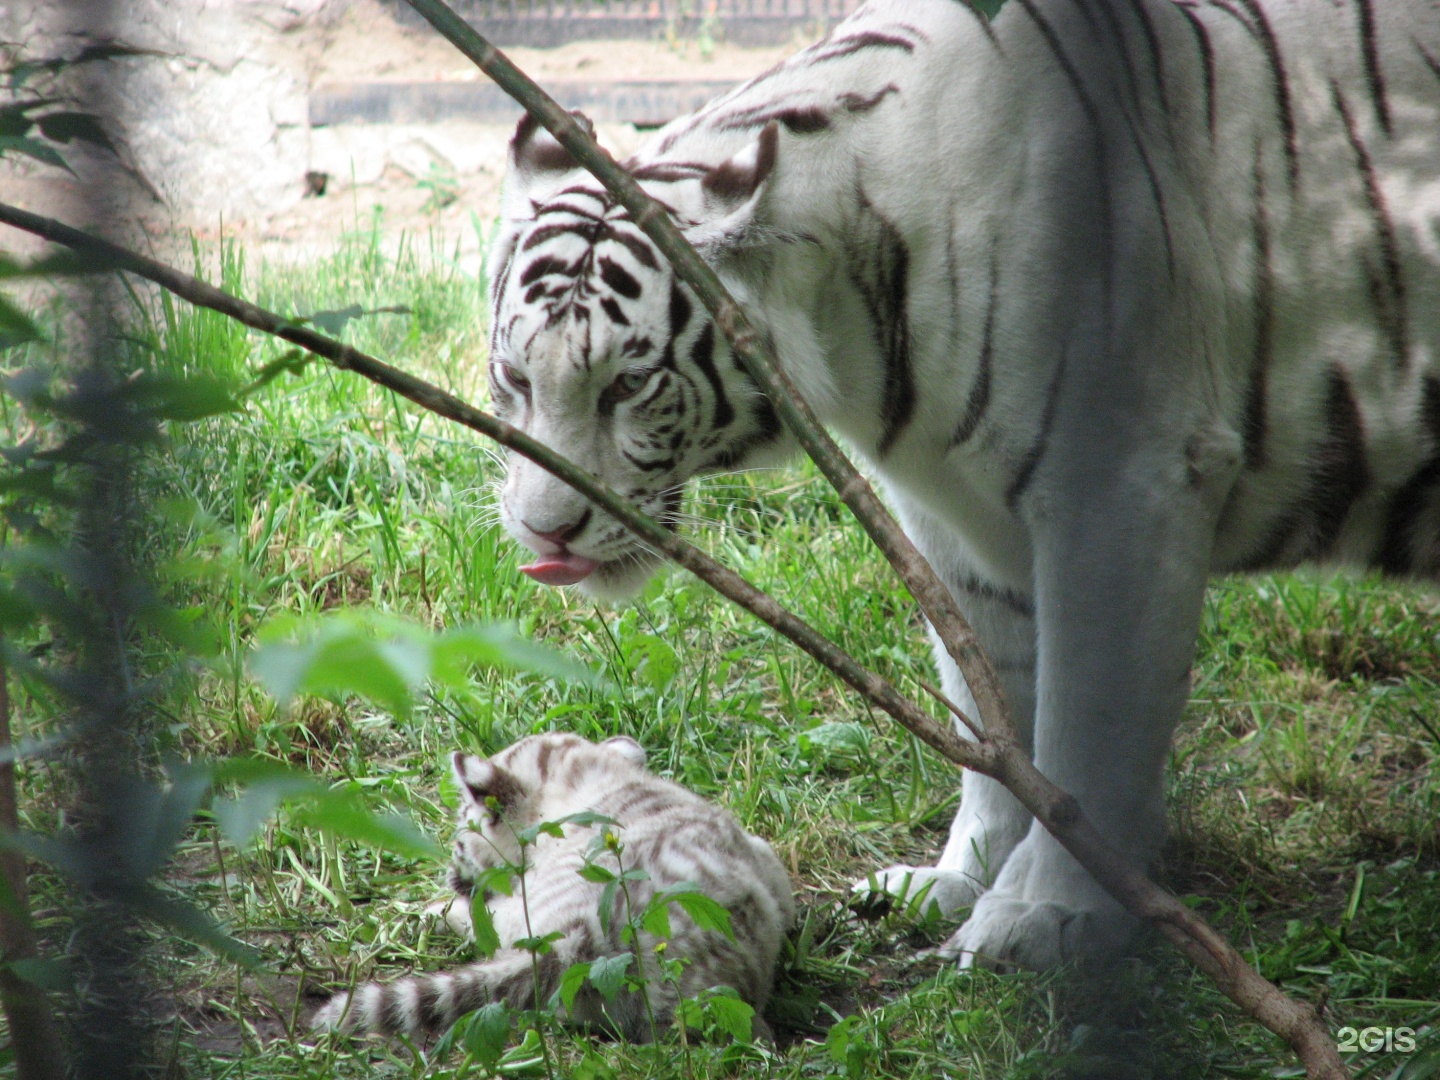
[1080,0,1144,111]
[602,226,660,270]
[717,104,830,133]
[623,450,674,472]
[1333,81,1410,371]
[1233,0,1299,191]
[669,283,692,341]
[1130,128,1178,280]
[844,196,915,457]
[520,255,577,287]
[1175,3,1217,141]
[522,222,600,252]
[598,257,642,299]
[949,252,997,448]
[1005,351,1068,513]
[1419,43,1440,90]
[1242,367,1371,568]
[957,574,1034,618]
[809,30,917,63]
[1127,0,1171,117]
[1244,145,1274,470]
[1355,0,1392,136]
[535,739,555,781]
[1378,377,1440,575]
[416,979,448,1031]
[599,297,629,326]
[1310,368,1371,555]
[381,985,411,1035]
[688,323,734,428]
[1014,0,1114,312]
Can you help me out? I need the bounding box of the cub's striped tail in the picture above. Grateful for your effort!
[312,948,560,1037]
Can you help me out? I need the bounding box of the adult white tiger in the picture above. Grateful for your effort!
[486,0,1440,969]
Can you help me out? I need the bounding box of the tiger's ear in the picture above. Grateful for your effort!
[599,735,647,768]
[502,111,595,217]
[701,121,778,214]
[452,752,522,808]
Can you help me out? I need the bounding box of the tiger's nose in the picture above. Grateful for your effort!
[523,510,591,548]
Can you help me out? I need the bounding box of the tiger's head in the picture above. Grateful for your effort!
[487,114,790,600]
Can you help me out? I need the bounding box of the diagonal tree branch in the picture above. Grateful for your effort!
[0,202,1346,1078]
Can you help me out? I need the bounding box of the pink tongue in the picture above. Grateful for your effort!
[519,553,600,586]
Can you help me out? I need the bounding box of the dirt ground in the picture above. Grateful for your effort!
[260,0,808,270]
[0,0,811,275]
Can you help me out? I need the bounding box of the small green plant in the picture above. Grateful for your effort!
[418,162,460,214]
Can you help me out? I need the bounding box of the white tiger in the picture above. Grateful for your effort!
[485,0,1440,970]
[312,734,794,1038]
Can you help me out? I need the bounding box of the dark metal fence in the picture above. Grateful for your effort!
[386,0,860,46]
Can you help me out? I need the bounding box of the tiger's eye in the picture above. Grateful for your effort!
[492,362,531,397]
[604,368,652,405]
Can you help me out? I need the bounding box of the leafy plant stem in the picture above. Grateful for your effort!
[0,645,68,1080]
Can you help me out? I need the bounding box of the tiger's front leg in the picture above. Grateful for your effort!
[853,517,1037,921]
[942,443,1230,970]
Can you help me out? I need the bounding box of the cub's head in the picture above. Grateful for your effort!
[448,733,648,887]
[487,114,789,600]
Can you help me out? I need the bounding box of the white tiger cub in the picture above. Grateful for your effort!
[312,733,794,1039]
[485,0,1440,970]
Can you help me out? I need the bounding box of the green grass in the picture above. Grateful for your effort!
[7,218,1440,1078]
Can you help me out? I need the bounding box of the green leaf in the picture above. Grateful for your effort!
[702,991,755,1043]
[431,624,600,687]
[298,303,411,337]
[628,636,678,692]
[969,0,1006,16]
[586,953,633,1003]
[0,101,41,137]
[127,372,241,422]
[36,111,115,152]
[577,863,615,884]
[456,1001,511,1069]
[649,884,734,940]
[497,1026,546,1074]
[209,757,441,860]
[131,884,262,968]
[0,294,42,351]
[556,961,591,1013]
[7,957,71,992]
[597,879,619,936]
[0,251,89,278]
[640,896,672,940]
[514,930,563,955]
[0,135,70,172]
[250,612,596,720]
[291,788,444,862]
[210,766,319,848]
[471,893,501,959]
[474,865,516,898]
[239,349,312,396]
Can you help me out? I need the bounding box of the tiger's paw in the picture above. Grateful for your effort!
[934,835,1137,970]
[935,894,1134,971]
[849,865,981,920]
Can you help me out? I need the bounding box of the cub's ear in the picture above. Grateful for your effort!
[451,752,522,808]
[502,111,594,217]
[700,120,779,213]
[599,735,647,768]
